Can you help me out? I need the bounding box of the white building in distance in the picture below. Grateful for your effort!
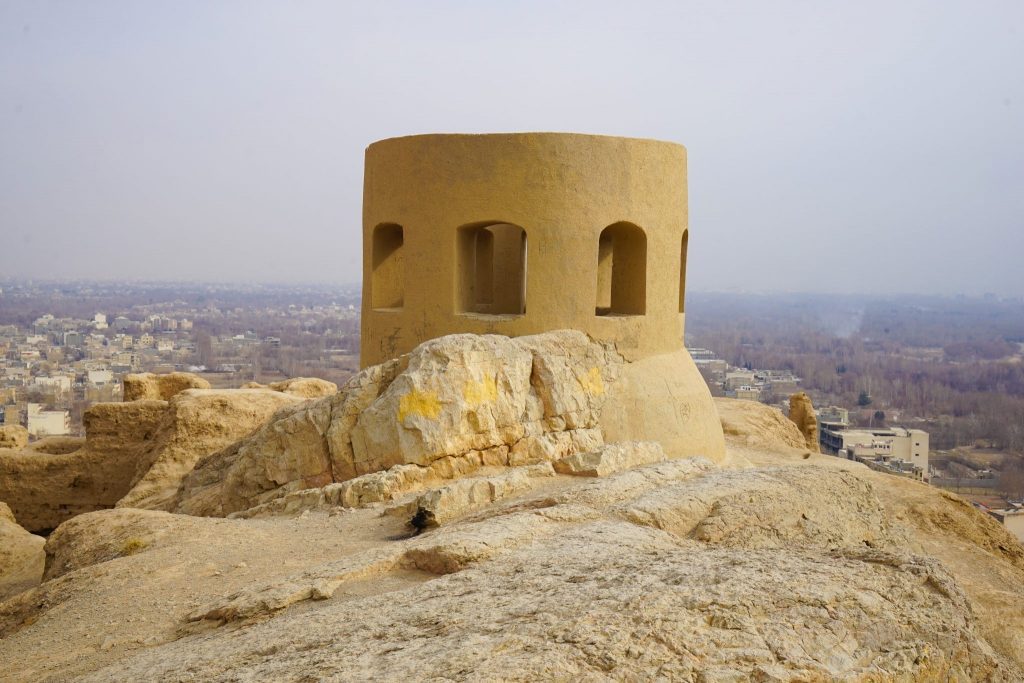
[34,375,72,392]
[821,425,929,479]
[988,505,1024,543]
[27,403,70,437]
[87,369,114,385]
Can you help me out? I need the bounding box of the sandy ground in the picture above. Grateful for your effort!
[0,508,407,680]
[0,473,588,682]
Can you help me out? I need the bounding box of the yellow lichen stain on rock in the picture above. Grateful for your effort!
[580,367,605,395]
[463,376,498,406]
[398,390,442,423]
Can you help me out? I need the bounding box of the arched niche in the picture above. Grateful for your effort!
[596,221,646,316]
[679,229,688,314]
[457,222,527,316]
[371,223,404,310]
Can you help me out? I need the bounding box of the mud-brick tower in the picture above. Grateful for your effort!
[361,133,690,366]
[360,133,724,461]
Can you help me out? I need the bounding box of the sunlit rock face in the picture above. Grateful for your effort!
[173,330,725,518]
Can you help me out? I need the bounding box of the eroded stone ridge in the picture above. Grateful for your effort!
[788,390,820,452]
[0,502,44,602]
[0,400,166,532]
[241,377,338,399]
[122,372,211,401]
[115,389,303,511]
[0,389,299,531]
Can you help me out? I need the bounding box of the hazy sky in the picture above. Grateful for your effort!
[2,1,1022,296]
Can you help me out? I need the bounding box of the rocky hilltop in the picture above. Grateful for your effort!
[1,331,1023,681]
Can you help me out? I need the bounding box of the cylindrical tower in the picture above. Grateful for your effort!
[360,133,689,367]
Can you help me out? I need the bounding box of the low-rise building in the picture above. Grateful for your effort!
[112,316,133,332]
[63,331,83,348]
[687,347,714,360]
[34,375,72,392]
[724,370,756,391]
[766,377,800,397]
[821,425,929,478]
[113,351,138,369]
[734,385,761,401]
[27,403,70,437]
[87,369,114,385]
[818,405,849,429]
[4,366,28,383]
[987,505,1024,542]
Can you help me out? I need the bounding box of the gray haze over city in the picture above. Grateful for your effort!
[1,1,1022,297]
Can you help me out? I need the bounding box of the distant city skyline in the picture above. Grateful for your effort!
[2,1,1022,296]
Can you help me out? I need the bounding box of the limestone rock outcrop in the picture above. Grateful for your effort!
[122,371,211,401]
[116,389,302,511]
[178,330,609,517]
[0,425,28,450]
[553,441,666,477]
[173,330,721,518]
[0,502,45,602]
[175,395,336,517]
[789,390,820,452]
[242,377,338,398]
[715,395,809,453]
[350,332,612,471]
[404,464,554,527]
[6,344,1021,680]
[0,388,301,531]
[0,401,167,532]
[82,400,168,455]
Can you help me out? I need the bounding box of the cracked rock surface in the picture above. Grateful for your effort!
[2,422,1022,680]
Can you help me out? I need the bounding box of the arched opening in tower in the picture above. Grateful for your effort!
[679,229,688,314]
[457,222,527,316]
[371,223,404,310]
[596,222,646,316]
